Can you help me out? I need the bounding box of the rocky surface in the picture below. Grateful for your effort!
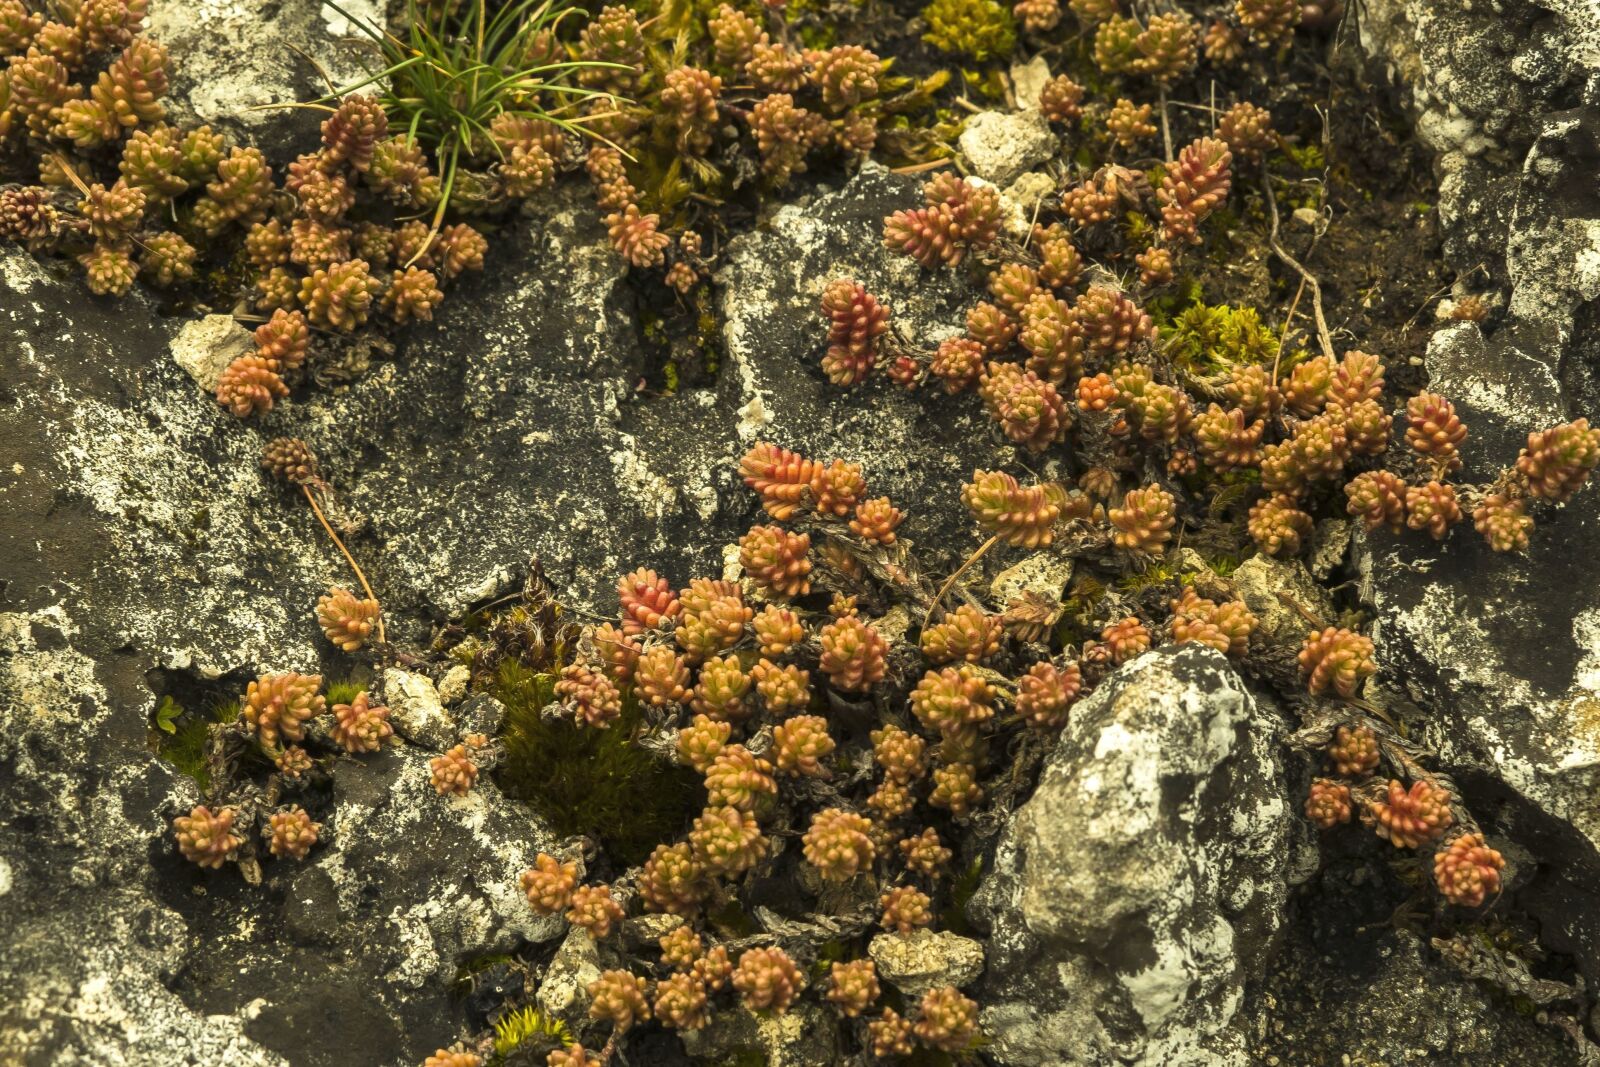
[971,646,1291,1067]
[149,0,382,144]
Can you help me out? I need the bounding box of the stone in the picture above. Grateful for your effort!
[1009,55,1052,110]
[149,0,382,143]
[958,109,1058,187]
[381,668,456,751]
[1355,319,1600,990]
[989,551,1073,609]
[679,1002,840,1067]
[971,646,1290,1066]
[869,929,985,999]
[535,926,604,1025]
[437,664,472,706]
[172,314,254,392]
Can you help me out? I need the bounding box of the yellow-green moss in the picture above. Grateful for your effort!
[922,0,1015,62]
[1161,303,1279,373]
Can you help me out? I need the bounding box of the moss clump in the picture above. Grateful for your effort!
[494,660,700,866]
[492,1003,571,1062]
[1161,303,1278,373]
[150,695,240,791]
[922,0,1015,62]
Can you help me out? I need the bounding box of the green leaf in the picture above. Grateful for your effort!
[154,696,182,734]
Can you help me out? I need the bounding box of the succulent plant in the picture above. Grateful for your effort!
[773,714,834,776]
[961,469,1065,547]
[1304,778,1352,829]
[1327,724,1380,777]
[653,971,710,1031]
[1299,626,1375,698]
[1109,485,1176,554]
[299,258,381,331]
[640,842,709,915]
[929,761,982,815]
[872,724,928,783]
[880,884,934,933]
[1367,778,1452,849]
[869,1008,916,1057]
[1105,97,1156,150]
[1344,470,1407,533]
[748,92,828,184]
[826,959,881,1017]
[739,442,820,521]
[1015,660,1081,729]
[557,662,623,728]
[1516,419,1599,502]
[266,805,321,860]
[914,986,980,1052]
[676,578,752,661]
[803,807,876,880]
[261,436,319,485]
[173,804,242,868]
[429,743,478,796]
[1472,492,1533,552]
[740,524,812,598]
[1404,480,1461,539]
[382,266,444,324]
[588,969,651,1032]
[1248,493,1314,556]
[732,947,803,1013]
[1216,101,1274,163]
[1434,832,1505,907]
[899,827,952,877]
[703,745,778,812]
[567,883,624,939]
[691,654,753,722]
[1404,392,1466,473]
[242,672,324,751]
[1158,137,1232,244]
[634,645,692,706]
[330,691,392,753]
[817,614,889,691]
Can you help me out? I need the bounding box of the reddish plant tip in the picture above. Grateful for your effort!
[1299,627,1376,699]
[174,804,242,869]
[1368,778,1453,849]
[1434,832,1505,907]
[732,946,803,1013]
[1305,778,1352,829]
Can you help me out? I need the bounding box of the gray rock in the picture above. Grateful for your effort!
[958,110,1057,186]
[381,667,457,750]
[1009,55,1053,110]
[971,646,1289,1066]
[437,664,472,706]
[148,0,382,144]
[172,314,255,392]
[1355,320,1600,989]
[679,1002,840,1067]
[535,926,604,1025]
[869,929,985,999]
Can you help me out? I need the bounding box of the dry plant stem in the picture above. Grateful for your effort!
[1159,89,1173,162]
[1274,591,1325,629]
[1262,163,1336,362]
[302,485,386,645]
[1273,274,1308,385]
[890,159,955,175]
[923,534,1000,632]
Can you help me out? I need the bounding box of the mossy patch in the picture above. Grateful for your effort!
[493,660,700,866]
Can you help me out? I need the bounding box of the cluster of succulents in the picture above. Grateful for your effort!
[564,3,924,294]
[1305,723,1505,908]
[170,668,388,870]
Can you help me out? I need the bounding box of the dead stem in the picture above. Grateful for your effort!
[1261,162,1336,362]
[302,484,386,645]
[923,534,1000,633]
[1274,590,1325,629]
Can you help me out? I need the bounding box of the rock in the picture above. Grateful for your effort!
[438,664,472,706]
[717,163,1022,577]
[1230,555,1334,650]
[171,314,254,392]
[535,926,604,1025]
[971,646,1290,1066]
[679,1001,840,1067]
[989,551,1073,609]
[958,110,1057,186]
[456,693,509,738]
[869,929,985,999]
[1009,55,1053,110]
[381,668,457,751]
[148,0,381,144]
[1355,320,1600,989]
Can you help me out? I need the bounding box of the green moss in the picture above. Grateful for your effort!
[1161,303,1279,373]
[922,0,1015,62]
[494,660,700,866]
[325,679,365,706]
[1278,142,1326,172]
[151,696,239,792]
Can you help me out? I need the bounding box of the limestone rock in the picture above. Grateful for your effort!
[971,645,1290,1066]
[869,929,985,998]
[959,110,1057,186]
